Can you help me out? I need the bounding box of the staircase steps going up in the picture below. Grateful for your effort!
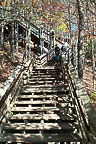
[0,65,83,143]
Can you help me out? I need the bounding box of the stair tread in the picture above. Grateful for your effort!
[28,81,65,84]
[29,78,63,80]
[16,94,69,98]
[11,106,74,112]
[21,89,68,93]
[22,87,66,91]
[14,100,57,105]
[23,84,66,88]
[0,133,82,142]
[31,73,61,75]
[11,107,59,112]
[7,113,76,120]
[30,75,60,77]
[34,67,61,70]
[3,122,79,130]
[15,100,72,105]
[31,71,62,74]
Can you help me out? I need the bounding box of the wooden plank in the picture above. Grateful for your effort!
[22,85,66,89]
[21,89,68,93]
[31,72,62,75]
[11,106,74,112]
[22,87,66,91]
[29,78,63,80]
[16,94,57,98]
[16,94,69,99]
[15,100,57,105]
[23,85,65,88]
[30,75,59,78]
[28,81,64,84]
[8,113,59,120]
[11,107,59,112]
[34,67,61,70]
[3,122,79,130]
[68,64,96,135]
[7,113,76,121]
[14,100,72,105]
[0,133,82,142]
[31,73,60,75]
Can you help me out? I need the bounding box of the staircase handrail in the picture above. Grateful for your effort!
[18,14,51,43]
[39,47,55,66]
[61,47,71,63]
[18,14,40,30]
[0,57,34,123]
[66,62,96,143]
[55,38,64,45]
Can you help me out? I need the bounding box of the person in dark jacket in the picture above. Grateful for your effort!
[55,44,60,61]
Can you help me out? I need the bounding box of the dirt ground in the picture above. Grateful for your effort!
[0,43,25,87]
[83,59,96,96]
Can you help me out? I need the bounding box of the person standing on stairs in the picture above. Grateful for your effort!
[61,39,69,53]
[55,44,60,63]
[61,39,69,61]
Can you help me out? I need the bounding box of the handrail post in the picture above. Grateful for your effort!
[1,6,4,50]
[28,26,31,58]
[40,29,45,55]
[16,22,19,58]
[50,30,52,51]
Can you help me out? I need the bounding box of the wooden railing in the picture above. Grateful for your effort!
[39,47,55,66]
[18,14,50,44]
[0,58,34,125]
[62,62,96,144]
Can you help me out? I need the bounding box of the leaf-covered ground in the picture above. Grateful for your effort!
[0,42,25,87]
[83,59,96,96]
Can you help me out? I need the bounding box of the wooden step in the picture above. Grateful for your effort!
[31,73,62,75]
[3,122,79,131]
[29,77,63,81]
[22,84,66,89]
[20,91,69,96]
[22,86,67,91]
[14,100,72,106]
[31,72,62,75]
[14,100,57,105]
[28,81,65,85]
[31,70,62,73]
[11,106,74,112]
[7,114,76,121]
[30,75,60,78]
[34,67,62,70]
[0,133,82,143]
[16,94,69,99]
[21,89,68,93]
[15,100,72,105]
[11,107,59,112]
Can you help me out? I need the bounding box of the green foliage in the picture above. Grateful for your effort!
[89,93,96,103]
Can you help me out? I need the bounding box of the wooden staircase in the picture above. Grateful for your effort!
[0,62,83,143]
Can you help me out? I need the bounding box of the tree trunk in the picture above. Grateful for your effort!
[76,0,84,80]
[1,6,4,50]
[16,22,19,58]
[92,40,95,90]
